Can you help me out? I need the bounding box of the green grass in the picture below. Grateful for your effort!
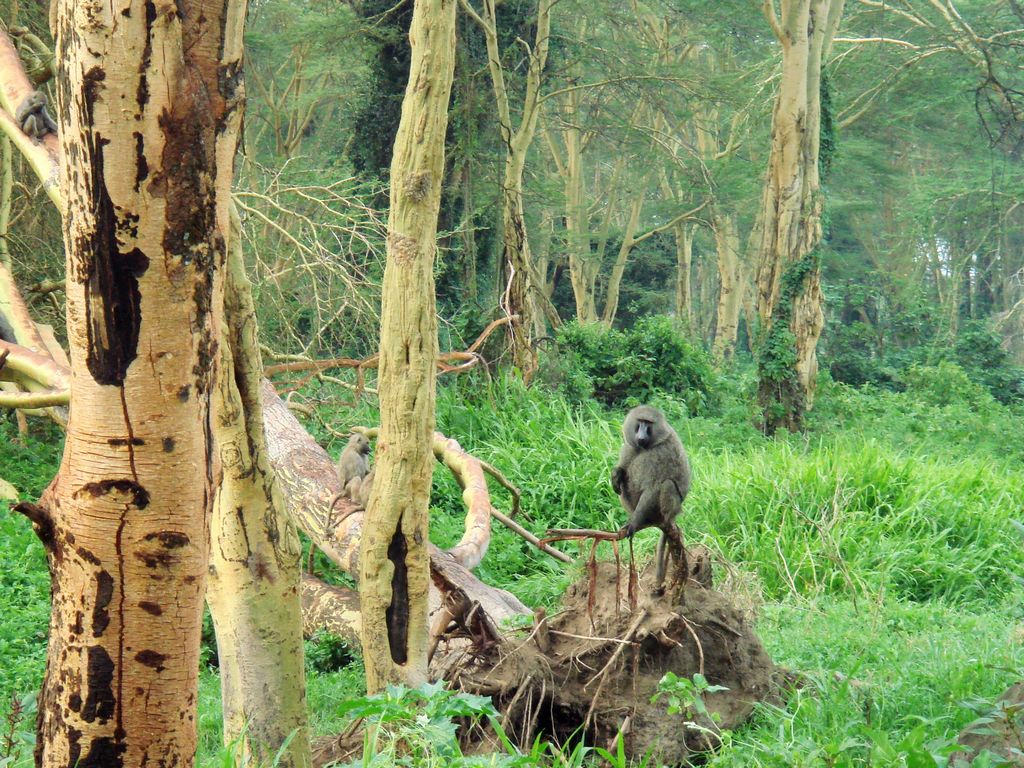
[707,597,1024,766]
[2,375,1023,765]
[0,418,61,721]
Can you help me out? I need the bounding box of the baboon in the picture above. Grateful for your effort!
[612,405,691,592]
[355,467,374,508]
[16,92,57,141]
[337,433,371,500]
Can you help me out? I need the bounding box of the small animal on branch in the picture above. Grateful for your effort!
[336,433,371,500]
[15,92,57,141]
[613,405,691,594]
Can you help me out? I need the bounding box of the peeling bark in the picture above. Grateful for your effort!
[31,0,244,764]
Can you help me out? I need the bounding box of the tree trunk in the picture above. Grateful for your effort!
[712,213,743,363]
[673,222,694,328]
[600,182,647,326]
[499,151,542,374]
[463,0,554,374]
[754,0,843,434]
[360,0,456,694]
[23,0,243,764]
[205,208,310,767]
[555,87,599,325]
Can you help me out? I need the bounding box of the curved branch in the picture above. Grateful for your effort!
[0,30,61,209]
[763,0,786,44]
[0,386,68,408]
[0,339,69,390]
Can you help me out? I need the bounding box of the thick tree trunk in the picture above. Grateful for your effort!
[754,0,843,434]
[23,0,243,765]
[205,208,310,767]
[360,0,457,693]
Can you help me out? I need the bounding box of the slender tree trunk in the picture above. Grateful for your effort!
[534,210,555,325]
[460,162,478,302]
[755,0,843,434]
[463,0,553,374]
[360,0,456,693]
[557,89,598,324]
[21,0,243,764]
[976,247,995,317]
[0,135,11,266]
[600,183,647,326]
[499,150,542,372]
[674,222,694,327]
[205,208,310,767]
[712,213,743,362]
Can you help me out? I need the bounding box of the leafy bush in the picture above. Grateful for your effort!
[335,682,520,767]
[546,316,716,414]
[900,361,995,409]
[823,313,1024,405]
[949,321,1024,404]
[825,319,898,388]
[305,630,357,674]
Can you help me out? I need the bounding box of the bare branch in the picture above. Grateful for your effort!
[763,0,786,43]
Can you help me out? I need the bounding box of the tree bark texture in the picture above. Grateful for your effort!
[205,208,310,767]
[674,222,694,328]
[360,0,457,694]
[26,0,244,765]
[755,0,843,433]
[712,214,743,363]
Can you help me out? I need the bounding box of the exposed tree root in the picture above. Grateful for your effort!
[439,552,780,764]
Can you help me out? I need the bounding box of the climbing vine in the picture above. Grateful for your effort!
[757,69,836,435]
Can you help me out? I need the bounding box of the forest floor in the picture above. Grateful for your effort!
[2,372,1023,766]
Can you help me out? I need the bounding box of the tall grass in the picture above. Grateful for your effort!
[3,370,1023,764]
[419,375,1024,610]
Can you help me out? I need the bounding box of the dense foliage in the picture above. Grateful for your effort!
[547,316,716,412]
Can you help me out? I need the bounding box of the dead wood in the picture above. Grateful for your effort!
[437,551,781,764]
[261,381,532,638]
[300,575,361,648]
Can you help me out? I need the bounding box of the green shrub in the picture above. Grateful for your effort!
[547,316,716,414]
[900,360,995,409]
[950,321,1024,404]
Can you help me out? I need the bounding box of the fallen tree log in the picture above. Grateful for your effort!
[262,381,532,635]
[300,574,361,648]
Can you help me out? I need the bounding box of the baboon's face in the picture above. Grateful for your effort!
[624,405,664,450]
[633,418,654,449]
[349,434,370,455]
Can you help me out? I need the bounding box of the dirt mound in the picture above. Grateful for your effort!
[449,547,781,763]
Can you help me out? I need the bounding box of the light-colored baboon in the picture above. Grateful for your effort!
[337,433,371,499]
[355,467,374,508]
[612,405,691,591]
